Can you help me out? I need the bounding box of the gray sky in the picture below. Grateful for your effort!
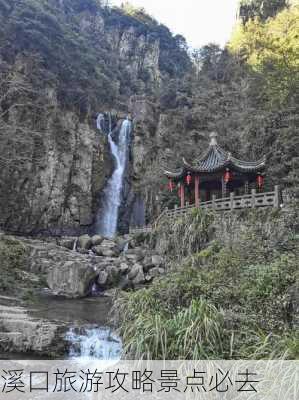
[110,0,240,48]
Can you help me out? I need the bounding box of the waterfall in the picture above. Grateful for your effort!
[72,237,78,251]
[97,114,132,238]
[66,327,122,361]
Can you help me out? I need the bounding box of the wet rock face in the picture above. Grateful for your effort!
[0,303,66,356]
[0,103,112,235]
[0,10,164,236]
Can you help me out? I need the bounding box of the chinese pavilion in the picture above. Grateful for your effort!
[164,132,266,208]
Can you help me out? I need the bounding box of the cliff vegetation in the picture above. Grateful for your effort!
[115,207,299,359]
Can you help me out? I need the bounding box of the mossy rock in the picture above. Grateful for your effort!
[0,235,27,292]
[0,235,27,270]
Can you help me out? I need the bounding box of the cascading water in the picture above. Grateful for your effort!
[66,327,122,361]
[96,114,132,238]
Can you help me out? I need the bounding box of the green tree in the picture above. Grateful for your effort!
[230,4,299,106]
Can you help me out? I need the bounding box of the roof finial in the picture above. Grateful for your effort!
[210,132,218,146]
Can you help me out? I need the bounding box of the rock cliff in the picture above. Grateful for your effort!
[0,0,191,234]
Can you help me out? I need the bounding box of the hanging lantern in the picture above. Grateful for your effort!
[257,173,264,189]
[185,172,192,186]
[168,179,174,192]
[224,168,232,184]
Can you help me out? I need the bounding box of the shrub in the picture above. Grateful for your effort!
[115,208,298,359]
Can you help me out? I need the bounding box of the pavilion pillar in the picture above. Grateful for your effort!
[221,177,226,198]
[180,183,185,208]
[244,180,249,195]
[195,175,200,207]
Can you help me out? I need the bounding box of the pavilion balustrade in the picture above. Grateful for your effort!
[164,186,280,218]
[129,186,280,234]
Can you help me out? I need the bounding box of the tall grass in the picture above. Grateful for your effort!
[117,297,226,360]
[152,207,215,260]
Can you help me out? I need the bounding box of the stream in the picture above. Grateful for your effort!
[0,293,122,361]
[38,293,121,360]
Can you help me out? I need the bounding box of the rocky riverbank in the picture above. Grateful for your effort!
[0,231,164,357]
[0,296,65,357]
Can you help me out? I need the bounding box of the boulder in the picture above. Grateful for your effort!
[144,274,153,283]
[92,239,120,257]
[151,255,164,267]
[106,265,120,286]
[92,246,119,257]
[128,263,144,280]
[47,260,98,298]
[124,248,145,263]
[143,255,155,272]
[97,270,109,287]
[125,254,142,264]
[118,276,133,290]
[102,249,119,258]
[92,245,104,256]
[91,235,104,246]
[77,248,90,255]
[58,237,76,250]
[132,270,145,285]
[148,267,165,279]
[78,235,92,250]
[120,262,129,274]
[126,247,145,256]
[101,239,117,249]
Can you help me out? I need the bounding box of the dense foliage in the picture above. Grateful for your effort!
[230,3,299,107]
[0,0,191,113]
[239,0,288,22]
[115,208,299,359]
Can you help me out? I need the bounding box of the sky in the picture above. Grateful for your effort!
[110,0,240,48]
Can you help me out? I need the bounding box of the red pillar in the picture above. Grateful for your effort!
[180,183,185,208]
[195,175,200,207]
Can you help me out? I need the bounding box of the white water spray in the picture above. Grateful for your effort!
[66,327,121,361]
[97,114,131,238]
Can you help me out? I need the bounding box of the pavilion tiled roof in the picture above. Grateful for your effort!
[164,133,266,179]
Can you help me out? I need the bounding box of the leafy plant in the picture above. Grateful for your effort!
[115,208,298,359]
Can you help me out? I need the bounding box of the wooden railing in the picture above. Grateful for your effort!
[130,186,281,234]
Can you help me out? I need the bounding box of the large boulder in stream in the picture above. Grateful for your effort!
[47,260,98,298]
[92,239,120,257]
[78,234,92,250]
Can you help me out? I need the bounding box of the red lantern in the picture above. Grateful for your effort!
[224,169,232,184]
[168,179,174,192]
[185,172,192,186]
[257,174,264,189]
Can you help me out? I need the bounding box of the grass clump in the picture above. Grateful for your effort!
[0,235,27,292]
[152,207,215,259]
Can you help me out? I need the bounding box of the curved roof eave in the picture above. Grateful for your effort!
[164,144,267,178]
